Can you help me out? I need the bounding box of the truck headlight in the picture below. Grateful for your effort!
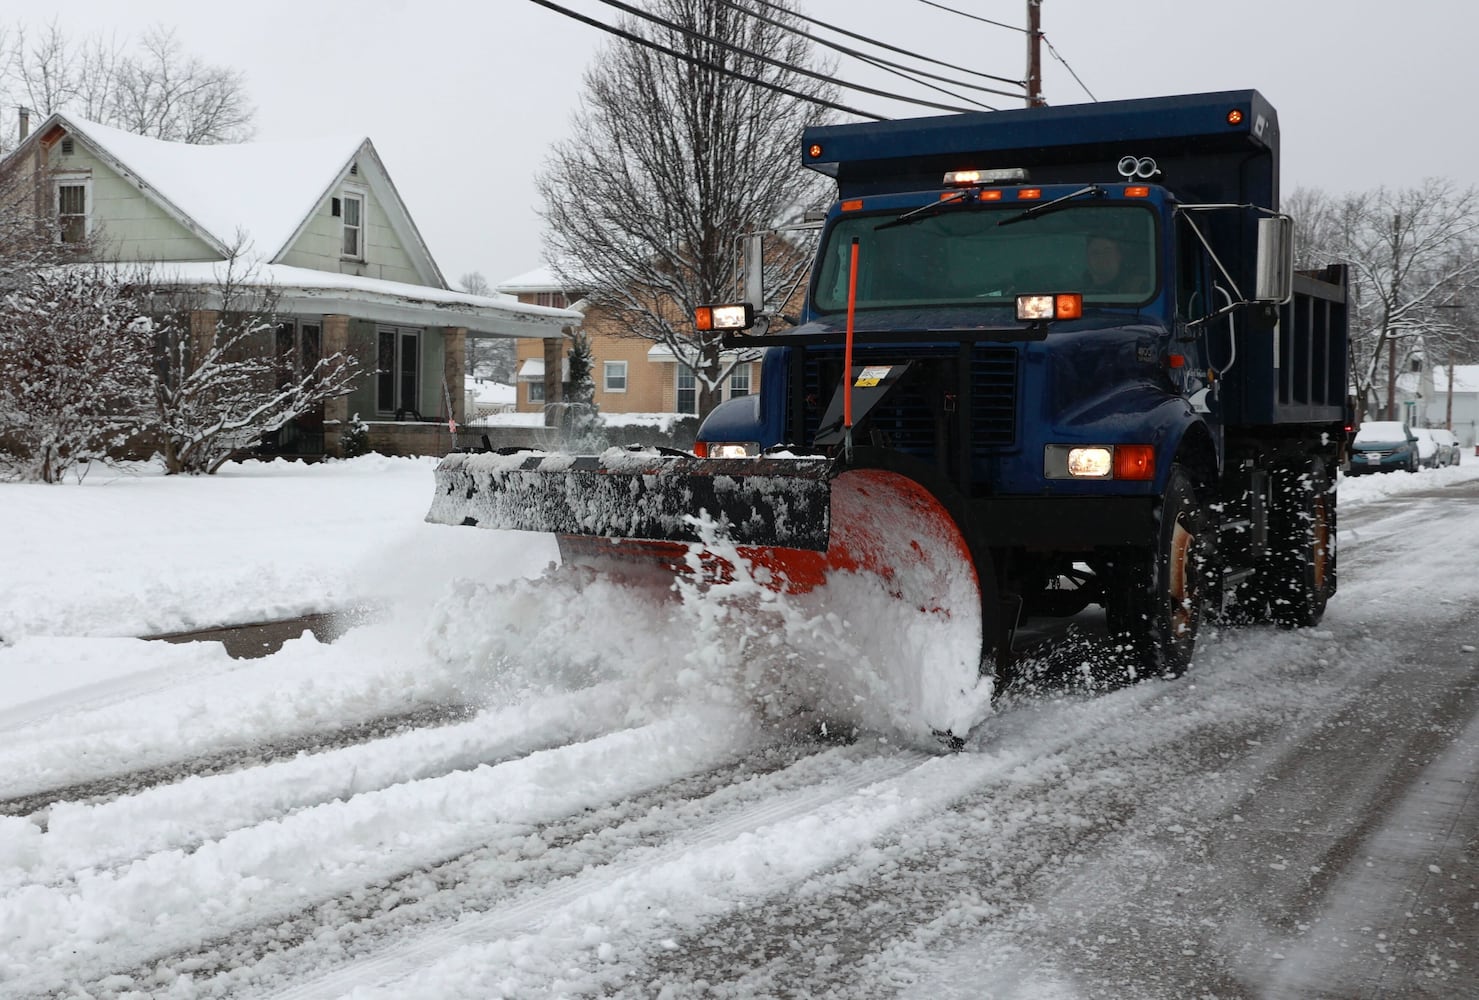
[1068,446,1113,478]
[694,303,756,331]
[1044,444,1156,480]
[695,441,759,458]
[1017,293,1083,322]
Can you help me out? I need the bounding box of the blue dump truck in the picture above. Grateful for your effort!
[430,90,1349,705]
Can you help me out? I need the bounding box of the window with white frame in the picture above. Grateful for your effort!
[604,360,628,393]
[676,367,697,415]
[56,176,89,244]
[728,364,751,398]
[339,190,364,259]
[376,326,421,415]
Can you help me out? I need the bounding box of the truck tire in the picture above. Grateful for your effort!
[1102,464,1216,679]
[1264,457,1335,628]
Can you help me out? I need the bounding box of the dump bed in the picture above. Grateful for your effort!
[801,90,1280,208]
[1221,263,1349,427]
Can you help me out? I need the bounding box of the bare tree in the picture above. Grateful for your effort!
[1,19,254,150]
[537,0,836,419]
[1289,180,1479,421]
[140,251,360,474]
[108,27,254,144]
[459,270,515,382]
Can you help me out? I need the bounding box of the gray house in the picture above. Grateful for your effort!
[1,111,580,457]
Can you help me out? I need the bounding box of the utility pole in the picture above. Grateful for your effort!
[1026,1,1045,107]
[1385,212,1401,421]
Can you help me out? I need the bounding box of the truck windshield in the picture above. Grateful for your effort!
[813,203,1158,313]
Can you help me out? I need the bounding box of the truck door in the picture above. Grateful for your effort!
[1173,217,1223,414]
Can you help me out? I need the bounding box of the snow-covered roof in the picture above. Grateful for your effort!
[52,114,363,259]
[647,343,764,364]
[121,260,580,339]
[1429,365,1479,394]
[497,261,595,295]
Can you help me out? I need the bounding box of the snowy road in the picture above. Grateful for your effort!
[1,462,1476,998]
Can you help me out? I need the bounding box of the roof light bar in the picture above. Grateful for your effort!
[943,167,1028,187]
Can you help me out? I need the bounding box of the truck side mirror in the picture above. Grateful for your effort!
[1255,215,1294,304]
[743,232,764,312]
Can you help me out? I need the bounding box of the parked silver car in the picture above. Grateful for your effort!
[1428,427,1462,466]
[1413,428,1441,468]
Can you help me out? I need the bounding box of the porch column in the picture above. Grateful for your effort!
[542,332,565,427]
[321,314,352,426]
[188,309,219,367]
[443,327,467,425]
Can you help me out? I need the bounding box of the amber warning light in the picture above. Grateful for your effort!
[1227,108,1245,126]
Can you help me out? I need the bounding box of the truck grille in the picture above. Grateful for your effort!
[800,346,1018,459]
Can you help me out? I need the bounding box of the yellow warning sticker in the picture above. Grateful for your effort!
[855,365,892,387]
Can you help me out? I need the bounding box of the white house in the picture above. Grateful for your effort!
[1396,364,1479,448]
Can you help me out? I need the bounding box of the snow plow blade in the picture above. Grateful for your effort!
[427,450,835,550]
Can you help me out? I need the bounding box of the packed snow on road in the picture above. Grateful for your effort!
[1,455,1475,998]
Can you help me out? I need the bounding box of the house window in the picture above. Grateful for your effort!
[376,326,421,415]
[528,380,545,403]
[604,361,628,393]
[56,177,89,243]
[275,321,323,386]
[728,364,751,398]
[676,367,697,415]
[341,191,364,258]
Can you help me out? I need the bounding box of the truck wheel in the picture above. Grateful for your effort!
[1265,458,1335,628]
[1103,464,1215,679]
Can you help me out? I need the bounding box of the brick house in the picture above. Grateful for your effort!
[496,266,762,418]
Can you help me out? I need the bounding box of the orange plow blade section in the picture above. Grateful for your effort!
[558,467,982,623]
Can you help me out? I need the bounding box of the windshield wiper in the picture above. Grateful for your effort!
[874,190,970,232]
[996,184,1105,228]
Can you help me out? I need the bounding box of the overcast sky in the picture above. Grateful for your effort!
[12,0,1478,290]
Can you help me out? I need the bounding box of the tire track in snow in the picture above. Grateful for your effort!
[0,702,476,819]
[1,684,647,892]
[262,742,935,1000]
[0,708,766,998]
[625,631,1401,999]
[95,738,843,998]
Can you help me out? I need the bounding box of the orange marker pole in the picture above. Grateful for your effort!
[844,237,859,438]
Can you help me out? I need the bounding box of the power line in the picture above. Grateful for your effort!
[525,0,889,120]
[913,0,1027,34]
[1043,34,1097,102]
[745,0,1025,89]
[584,0,986,115]
[714,0,1012,110]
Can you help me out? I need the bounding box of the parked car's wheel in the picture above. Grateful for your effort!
[1102,464,1216,679]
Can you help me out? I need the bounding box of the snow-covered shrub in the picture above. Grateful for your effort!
[340,413,371,458]
[0,265,153,483]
